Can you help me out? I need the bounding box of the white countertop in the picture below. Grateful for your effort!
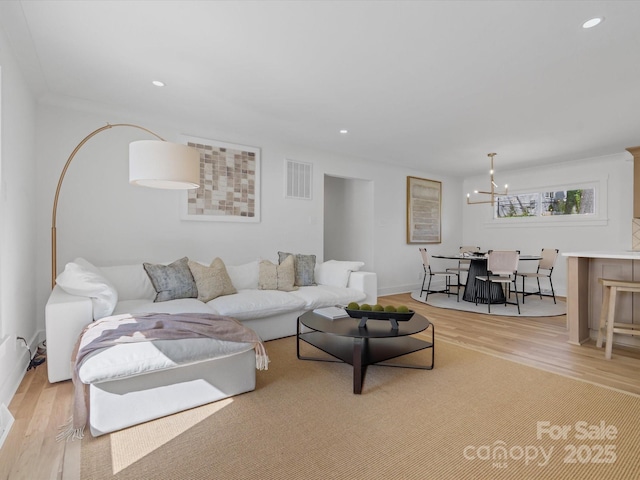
[562,251,640,259]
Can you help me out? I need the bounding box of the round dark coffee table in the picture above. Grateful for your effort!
[296,310,434,394]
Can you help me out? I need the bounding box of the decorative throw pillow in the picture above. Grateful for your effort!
[55,257,118,319]
[315,260,365,288]
[143,257,198,302]
[226,260,259,290]
[278,251,316,286]
[188,258,237,302]
[259,255,297,291]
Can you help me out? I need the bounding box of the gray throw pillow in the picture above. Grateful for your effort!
[278,251,316,286]
[143,257,198,302]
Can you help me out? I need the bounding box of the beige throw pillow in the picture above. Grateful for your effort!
[278,251,316,286]
[188,258,237,302]
[259,255,297,292]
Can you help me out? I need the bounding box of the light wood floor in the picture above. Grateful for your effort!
[2,292,640,480]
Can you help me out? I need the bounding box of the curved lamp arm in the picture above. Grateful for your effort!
[51,123,198,288]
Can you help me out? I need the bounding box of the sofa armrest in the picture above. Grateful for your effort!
[347,271,377,305]
[45,285,93,383]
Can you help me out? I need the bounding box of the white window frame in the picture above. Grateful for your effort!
[488,178,608,228]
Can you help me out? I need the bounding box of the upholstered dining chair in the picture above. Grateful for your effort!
[446,246,481,287]
[419,248,459,301]
[517,248,559,304]
[474,250,520,314]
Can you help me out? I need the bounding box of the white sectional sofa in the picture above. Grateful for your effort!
[45,256,376,436]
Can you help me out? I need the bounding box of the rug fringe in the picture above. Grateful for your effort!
[255,343,269,370]
[56,416,85,442]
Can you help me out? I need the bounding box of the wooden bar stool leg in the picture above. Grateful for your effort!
[596,284,611,348]
[604,286,618,360]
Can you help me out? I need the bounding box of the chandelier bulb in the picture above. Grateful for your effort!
[466,152,509,206]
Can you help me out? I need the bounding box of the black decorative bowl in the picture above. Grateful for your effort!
[345,308,414,322]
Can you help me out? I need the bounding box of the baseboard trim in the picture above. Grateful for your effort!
[0,403,15,449]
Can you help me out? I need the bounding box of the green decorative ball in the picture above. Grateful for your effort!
[397,305,410,313]
[372,304,384,311]
[347,302,360,310]
[360,303,372,311]
[384,305,397,313]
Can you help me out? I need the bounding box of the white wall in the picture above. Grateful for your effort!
[0,26,37,406]
[34,102,464,329]
[461,152,634,297]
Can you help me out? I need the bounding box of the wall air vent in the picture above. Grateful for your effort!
[285,159,312,200]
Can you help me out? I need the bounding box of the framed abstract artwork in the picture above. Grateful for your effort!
[406,176,441,243]
[181,136,261,222]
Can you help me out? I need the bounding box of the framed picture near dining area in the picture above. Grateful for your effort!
[406,176,441,244]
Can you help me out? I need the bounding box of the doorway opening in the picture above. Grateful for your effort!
[323,175,374,270]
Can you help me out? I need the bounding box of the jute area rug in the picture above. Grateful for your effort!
[81,335,640,479]
[410,291,567,317]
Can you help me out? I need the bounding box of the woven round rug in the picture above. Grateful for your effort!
[410,290,566,317]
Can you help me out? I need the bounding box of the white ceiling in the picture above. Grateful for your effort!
[2,0,640,176]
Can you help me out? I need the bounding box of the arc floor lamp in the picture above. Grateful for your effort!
[51,123,201,288]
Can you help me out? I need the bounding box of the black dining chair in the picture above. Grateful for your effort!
[419,248,459,301]
[517,248,559,304]
[474,250,520,314]
[446,246,481,287]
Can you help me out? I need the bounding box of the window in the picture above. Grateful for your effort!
[495,188,596,218]
[486,176,608,227]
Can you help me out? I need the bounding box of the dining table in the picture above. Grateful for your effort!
[431,252,542,303]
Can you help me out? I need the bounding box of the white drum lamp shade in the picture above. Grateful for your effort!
[129,140,200,189]
[52,123,204,288]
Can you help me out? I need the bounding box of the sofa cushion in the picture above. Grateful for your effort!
[278,251,316,286]
[207,290,306,320]
[143,257,198,302]
[113,298,217,316]
[290,285,367,310]
[315,260,365,288]
[55,257,118,320]
[258,256,297,292]
[226,260,259,290]
[101,264,156,301]
[78,330,253,384]
[188,258,237,302]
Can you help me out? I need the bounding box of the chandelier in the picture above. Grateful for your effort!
[466,153,509,206]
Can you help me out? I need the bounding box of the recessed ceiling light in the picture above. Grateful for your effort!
[582,17,603,29]
[152,80,165,87]
[339,129,348,134]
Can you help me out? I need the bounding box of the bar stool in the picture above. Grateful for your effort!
[596,278,640,359]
